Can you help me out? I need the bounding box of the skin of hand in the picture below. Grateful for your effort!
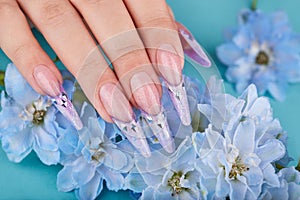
[0,0,187,156]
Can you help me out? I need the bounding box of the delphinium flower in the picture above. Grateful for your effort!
[193,82,287,199]
[259,167,300,200]
[124,137,203,200]
[217,9,300,101]
[57,102,134,200]
[0,64,64,165]
[123,77,206,200]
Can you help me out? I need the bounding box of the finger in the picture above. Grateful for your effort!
[0,0,61,95]
[124,0,191,126]
[69,0,162,109]
[18,0,152,156]
[70,0,175,153]
[17,0,114,123]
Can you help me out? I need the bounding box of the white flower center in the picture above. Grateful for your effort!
[19,97,52,125]
[168,171,188,196]
[228,157,249,180]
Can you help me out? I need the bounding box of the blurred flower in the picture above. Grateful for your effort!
[0,64,60,165]
[259,167,300,200]
[217,9,300,101]
[193,83,286,200]
[57,102,134,200]
[125,137,203,200]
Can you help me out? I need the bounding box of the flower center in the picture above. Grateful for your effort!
[168,171,188,196]
[228,157,249,180]
[255,51,269,65]
[32,110,46,125]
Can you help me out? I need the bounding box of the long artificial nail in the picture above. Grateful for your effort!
[131,72,175,153]
[100,83,151,157]
[176,22,211,67]
[33,65,83,130]
[157,44,191,126]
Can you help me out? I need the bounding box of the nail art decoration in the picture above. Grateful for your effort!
[100,83,151,157]
[176,22,211,67]
[165,80,191,126]
[142,108,175,153]
[34,64,83,130]
[130,72,175,153]
[113,118,151,158]
[52,86,83,130]
[157,45,192,126]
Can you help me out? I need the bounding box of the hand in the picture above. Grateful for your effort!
[0,0,209,157]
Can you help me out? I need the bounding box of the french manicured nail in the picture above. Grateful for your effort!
[33,65,83,130]
[176,22,211,67]
[156,45,191,126]
[100,83,151,157]
[157,44,182,86]
[131,72,175,153]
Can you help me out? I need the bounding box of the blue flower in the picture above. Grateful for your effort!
[259,167,300,200]
[57,102,134,200]
[217,9,300,101]
[193,82,286,200]
[0,64,61,165]
[124,137,203,200]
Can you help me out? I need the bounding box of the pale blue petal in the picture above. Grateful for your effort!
[103,147,132,172]
[217,43,243,66]
[5,63,40,106]
[72,157,96,186]
[243,166,263,186]
[124,170,147,193]
[233,119,255,156]
[33,143,60,165]
[97,165,124,191]
[268,82,287,102]
[33,126,58,151]
[77,173,103,200]
[256,139,285,168]
[57,165,77,192]
[229,177,247,200]
[215,169,230,197]
[1,127,34,163]
[262,164,280,187]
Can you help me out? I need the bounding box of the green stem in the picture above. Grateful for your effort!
[296,159,300,172]
[251,0,258,11]
[0,70,5,87]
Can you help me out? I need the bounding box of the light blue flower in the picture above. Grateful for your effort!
[0,63,61,165]
[217,9,300,101]
[199,78,291,166]
[193,83,286,200]
[57,102,134,200]
[259,167,300,200]
[124,137,203,200]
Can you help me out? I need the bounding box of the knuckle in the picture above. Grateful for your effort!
[0,2,18,18]
[70,0,107,6]
[12,43,34,62]
[39,1,70,27]
[143,15,174,28]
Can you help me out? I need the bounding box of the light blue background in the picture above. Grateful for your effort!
[0,0,299,199]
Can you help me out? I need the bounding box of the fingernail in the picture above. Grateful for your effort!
[33,65,83,130]
[143,108,175,153]
[34,65,61,97]
[176,22,211,67]
[166,80,191,126]
[130,72,175,153]
[130,72,161,115]
[156,45,191,126]
[157,44,182,86]
[100,83,151,157]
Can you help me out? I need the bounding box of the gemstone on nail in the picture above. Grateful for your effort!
[165,79,191,126]
[143,108,175,153]
[113,118,151,158]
